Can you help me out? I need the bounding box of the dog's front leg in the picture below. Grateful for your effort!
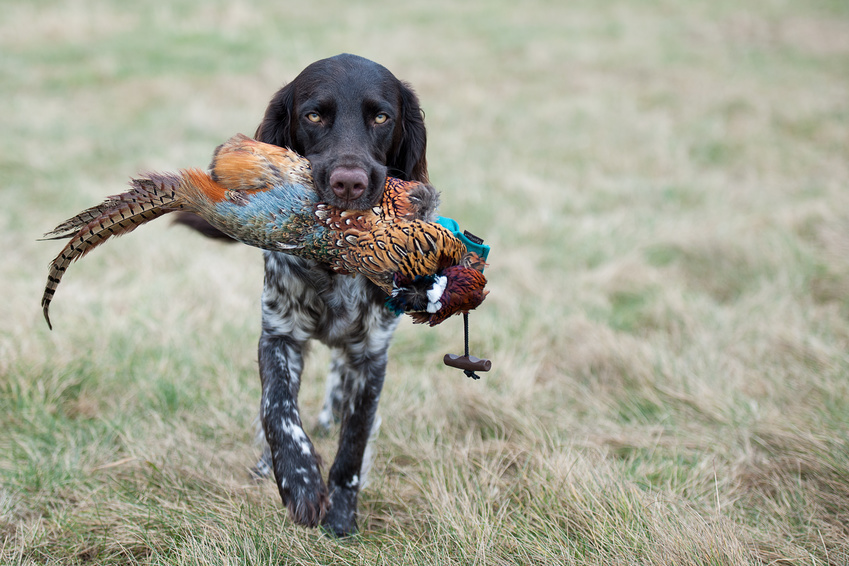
[258,332,329,527]
[321,313,397,537]
[320,358,385,537]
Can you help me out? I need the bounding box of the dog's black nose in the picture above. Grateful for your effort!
[330,166,368,202]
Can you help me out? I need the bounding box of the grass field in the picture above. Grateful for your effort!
[2,0,849,564]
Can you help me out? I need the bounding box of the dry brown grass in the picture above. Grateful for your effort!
[2,0,849,564]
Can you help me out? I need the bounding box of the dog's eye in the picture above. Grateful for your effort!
[306,112,321,123]
[374,113,388,125]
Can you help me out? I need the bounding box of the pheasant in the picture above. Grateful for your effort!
[41,134,489,330]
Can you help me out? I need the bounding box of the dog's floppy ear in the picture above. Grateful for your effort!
[255,82,296,148]
[392,81,428,183]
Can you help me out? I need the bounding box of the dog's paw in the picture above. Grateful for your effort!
[321,483,359,537]
[283,480,330,528]
[273,450,329,528]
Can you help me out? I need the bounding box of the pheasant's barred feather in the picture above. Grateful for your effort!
[41,198,124,240]
[345,221,466,294]
[41,134,487,328]
[380,178,440,222]
[41,173,185,329]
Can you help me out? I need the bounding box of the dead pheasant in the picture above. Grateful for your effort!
[41,134,488,330]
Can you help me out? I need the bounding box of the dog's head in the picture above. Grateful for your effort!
[256,54,428,210]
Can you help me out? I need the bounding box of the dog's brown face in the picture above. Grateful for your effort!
[255,53,428,210]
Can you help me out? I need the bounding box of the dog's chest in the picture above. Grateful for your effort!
[261,251,400,347]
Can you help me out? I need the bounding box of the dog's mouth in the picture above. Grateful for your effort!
[314,162,386,210]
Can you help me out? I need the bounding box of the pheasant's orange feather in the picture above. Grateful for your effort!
[181,168,229,202]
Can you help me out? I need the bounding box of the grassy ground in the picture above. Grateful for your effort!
[2,0,848,564]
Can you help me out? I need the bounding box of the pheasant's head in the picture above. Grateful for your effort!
[420,265,488,326]
[388,262,488,327]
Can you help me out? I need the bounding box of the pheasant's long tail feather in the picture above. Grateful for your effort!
[41,199,127,240]
[41,173,185,329]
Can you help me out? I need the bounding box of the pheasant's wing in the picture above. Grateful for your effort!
[341,220,467,293]
[339,189,490,325]
[176,134,323,253]
[209,134,314,198]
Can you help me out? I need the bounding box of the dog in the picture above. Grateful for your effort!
[178,54,429,536]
